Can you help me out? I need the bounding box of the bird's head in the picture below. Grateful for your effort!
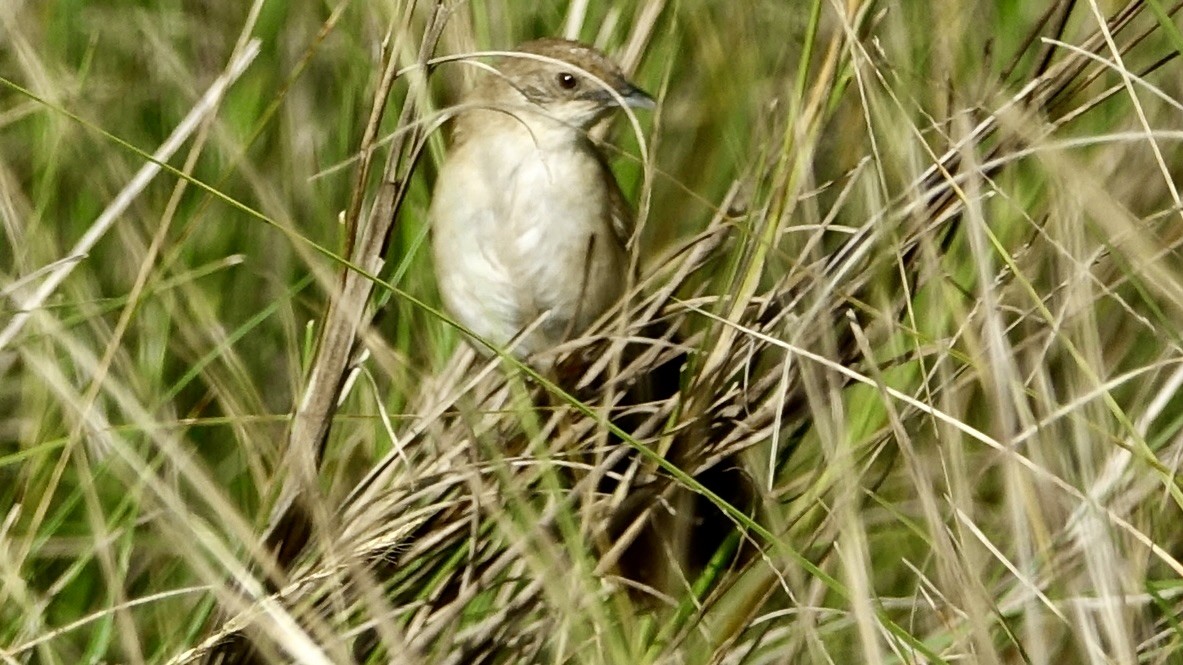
[482,38,655,130]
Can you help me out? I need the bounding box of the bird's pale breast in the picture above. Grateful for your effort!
[430,123,627,362]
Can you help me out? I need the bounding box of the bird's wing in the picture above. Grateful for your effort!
[603,163,636,249]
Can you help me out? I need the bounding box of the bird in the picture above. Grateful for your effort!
[430,38,655,371]
[426,38,755,609]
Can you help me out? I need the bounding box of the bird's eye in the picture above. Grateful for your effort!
[556,72,579,90]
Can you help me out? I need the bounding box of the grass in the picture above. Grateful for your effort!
[3,0,1183,663]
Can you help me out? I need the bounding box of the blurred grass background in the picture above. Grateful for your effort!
[3,0,1183,662]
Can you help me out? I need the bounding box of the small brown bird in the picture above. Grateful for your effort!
[430,38,654,369]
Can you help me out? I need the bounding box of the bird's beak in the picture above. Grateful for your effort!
[620,83,656,110]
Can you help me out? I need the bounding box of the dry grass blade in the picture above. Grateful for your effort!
[259,4,448,577]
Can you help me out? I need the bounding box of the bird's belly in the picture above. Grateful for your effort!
[431,152,627,361]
